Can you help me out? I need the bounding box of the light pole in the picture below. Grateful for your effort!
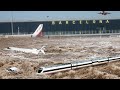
[11,11,13,35]
[18,26,19,35]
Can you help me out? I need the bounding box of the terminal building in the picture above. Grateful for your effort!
[0,19,120,35]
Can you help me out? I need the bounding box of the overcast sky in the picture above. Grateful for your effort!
[0,11,120,22]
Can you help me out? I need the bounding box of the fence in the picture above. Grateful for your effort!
[43,30,120,36]
[1,30,120,36]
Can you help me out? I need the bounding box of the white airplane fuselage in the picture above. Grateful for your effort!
[5,47,45,55]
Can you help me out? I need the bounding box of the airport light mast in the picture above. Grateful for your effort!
[11,11,13,35]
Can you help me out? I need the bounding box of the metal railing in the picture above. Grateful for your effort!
[43,30,120,36]
[1,30,120,36]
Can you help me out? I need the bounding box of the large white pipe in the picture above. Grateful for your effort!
[37,56,120,74]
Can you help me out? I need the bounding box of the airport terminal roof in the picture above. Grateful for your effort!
[0,11,120,22]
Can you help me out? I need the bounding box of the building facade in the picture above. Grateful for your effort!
[0,19,120,35]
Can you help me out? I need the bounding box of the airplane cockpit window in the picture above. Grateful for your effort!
[38,68,43,73]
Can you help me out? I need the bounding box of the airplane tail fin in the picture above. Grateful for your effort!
[38,46,46,54]
[31,24,43,37]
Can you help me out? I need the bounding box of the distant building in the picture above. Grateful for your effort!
[0,19,120,35]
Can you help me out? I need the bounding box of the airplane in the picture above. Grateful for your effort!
[98,11,111,15]
[4,46,46,55]
[6,24,43,37]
